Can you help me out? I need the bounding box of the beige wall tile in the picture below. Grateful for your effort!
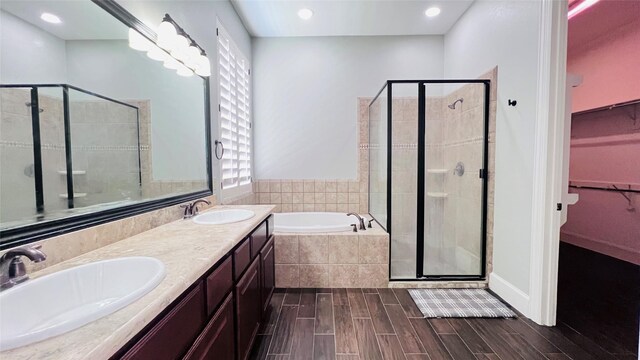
[292,193,303,204]
[299,264,329,287]
[281,193,293,204]
[358,264,388,288]
[337,180,349,193]
[275,264,299,288]
[292,181,304,193]
[325,180,337,192]
[269,180,281,193]
[281,203,293,213]
[299,235,328,264]
[303,180,315,192]
[329,235,358,264]
[337,193,348,204]
[281,181,292,193]
[328,265,359,287]
[326,193,337,204]
[314,193,326,204]
[275,235,299,264]
[270,193,282,203]
[325,203,337,212]
[303,193,315,204]
[314,180,326,193]
[314,204,326,212]
[359,235,389,264]
[303,204,314,212]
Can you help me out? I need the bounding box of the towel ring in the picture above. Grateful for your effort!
[214,140,225,160]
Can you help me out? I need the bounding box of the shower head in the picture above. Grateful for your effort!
[448,98,464,109]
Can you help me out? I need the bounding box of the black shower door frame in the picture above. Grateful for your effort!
[369,79,491,281]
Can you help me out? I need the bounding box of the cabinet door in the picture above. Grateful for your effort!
[183,293,235,360]
[120,283,205,360]
[236,256,261,360]
[260,237,275,315]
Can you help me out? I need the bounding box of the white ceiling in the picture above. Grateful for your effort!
[0,0,127,40]
[231,0,474,37]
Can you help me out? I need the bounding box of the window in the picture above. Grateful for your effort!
[217,24,251,198]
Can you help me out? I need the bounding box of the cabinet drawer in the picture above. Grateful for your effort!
[183,293,235,360]
[234,238,251,280]
[206,256,232,317]
[250,221,268,259]
[121,283,205,360]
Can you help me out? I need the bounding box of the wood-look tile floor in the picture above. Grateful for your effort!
[250,288,635,360]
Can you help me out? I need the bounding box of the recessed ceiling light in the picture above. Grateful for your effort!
[425,7,441,17]
[40,12,62,24]
[297,8,313,20]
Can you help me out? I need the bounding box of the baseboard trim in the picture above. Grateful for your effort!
[489,272,530,317]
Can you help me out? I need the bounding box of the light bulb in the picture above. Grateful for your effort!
[157,21,177,50]
[163,57,181,70]
[147,45,168,61]
[195,55,211,77]
[185,45,201,67]
[129,28,151,51]
[177,64,194,77]
[170,35,189,60]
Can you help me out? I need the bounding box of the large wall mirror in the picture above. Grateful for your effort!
[0,0,212,248]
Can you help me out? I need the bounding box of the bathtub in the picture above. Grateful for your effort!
[274,212,356,233]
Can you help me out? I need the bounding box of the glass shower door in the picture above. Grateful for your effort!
[422,82,488,277]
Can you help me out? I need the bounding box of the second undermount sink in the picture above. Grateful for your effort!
[0,257,165,351]
[192,209,255,225]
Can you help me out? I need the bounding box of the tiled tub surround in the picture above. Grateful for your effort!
[253,179,368,214]
[1,205,274,360]
[273,221,390,288]
[0,194,216,273]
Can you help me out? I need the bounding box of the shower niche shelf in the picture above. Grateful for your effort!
[59,193,87,199]
[426,192,448,198]
[426,169,448,174]
[57,170,87,175]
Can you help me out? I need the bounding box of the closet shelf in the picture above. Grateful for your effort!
[59,193,87,199]
[426,192,448,198]
[57,170,86,175]
[426,169,448,174]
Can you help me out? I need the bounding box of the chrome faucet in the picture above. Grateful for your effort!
[347,213,366,230]
[0,245,46,290]
[180,199,212,219]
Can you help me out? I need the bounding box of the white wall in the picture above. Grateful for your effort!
[0,10,67,84]
[252,35,444,179]
[444,0,543,314]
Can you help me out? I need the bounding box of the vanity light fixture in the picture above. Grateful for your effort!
[128,13,210,77]
[425,7,441,17]
[297,8,313,20]
[40,12,62,24]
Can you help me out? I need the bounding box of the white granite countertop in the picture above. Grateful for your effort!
[2,205,275,360]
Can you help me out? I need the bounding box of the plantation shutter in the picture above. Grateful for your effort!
[217,25,251,197]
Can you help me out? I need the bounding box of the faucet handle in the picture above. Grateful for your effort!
[350,224,358,233]
[367,219,374,228]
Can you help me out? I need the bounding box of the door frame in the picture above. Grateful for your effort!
[528,0,569,326]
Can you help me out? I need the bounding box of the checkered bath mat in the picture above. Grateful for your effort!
[408,289,516,318]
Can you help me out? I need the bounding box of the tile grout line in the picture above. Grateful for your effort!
[265,291,286,356]
[363,290,389,359]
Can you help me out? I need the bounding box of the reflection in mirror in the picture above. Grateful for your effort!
[0,0,210,235]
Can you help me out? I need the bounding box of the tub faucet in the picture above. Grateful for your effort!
[181,199,212,219]
[347,213,366,230]
[0,245,46,290]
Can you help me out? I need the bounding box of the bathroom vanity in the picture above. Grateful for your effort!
[0,205,274,360]
[113,214,275,360]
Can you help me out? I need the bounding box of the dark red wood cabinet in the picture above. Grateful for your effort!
[260,237,275,314]
[112,215,274,360]
[183,293,235,360]
[236,256,262,360]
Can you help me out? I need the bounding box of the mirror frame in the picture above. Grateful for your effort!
[0,0,213,250]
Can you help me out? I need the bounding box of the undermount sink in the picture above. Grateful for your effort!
[0,257,165,351]
[192,209,255,225]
